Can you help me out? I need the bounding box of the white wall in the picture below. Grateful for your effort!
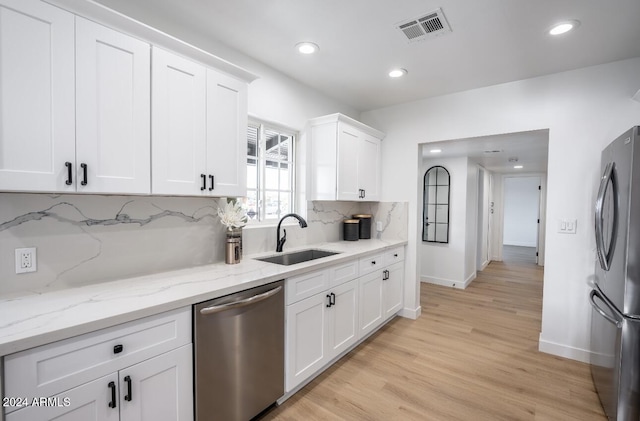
[362,57,640,362]
[420,156,470,288]
[503,177,540,247]
[464,160,479,284]
[477,167,491,270]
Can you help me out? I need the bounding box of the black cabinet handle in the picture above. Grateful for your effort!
[80,163,88,186]
[65,162,72,185]
[358,189,364,199]
[371,260,376,265]
[326,294,332,308]
[113,344,123,354]
[330,292,336,306]
[200,174,206,191]
[209,175,214,191]
[383,270,390,280]
[362,189,366,198]
[124,375,132,401]
[108,381,117,408]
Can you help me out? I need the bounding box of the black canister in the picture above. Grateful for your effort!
[343,219,360,241]
[353,214,372,239]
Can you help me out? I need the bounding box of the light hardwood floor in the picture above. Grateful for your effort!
[261,259,606,421]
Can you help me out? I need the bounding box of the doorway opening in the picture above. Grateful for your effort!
[502,176,543,265]
[418,129,549,289]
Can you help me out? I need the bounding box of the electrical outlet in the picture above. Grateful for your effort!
[15,247,37,274]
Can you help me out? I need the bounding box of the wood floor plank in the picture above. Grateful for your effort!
[261,258,605,420]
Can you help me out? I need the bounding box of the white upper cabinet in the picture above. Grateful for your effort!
[206,69,248,197]
[151,47,207,195]
[307,113,384,201]
[357,133,381,201]
[76,17,151,194]
[0,0,75,192]
[0,1,253,196]
[0,1,151,194]
[152,48,248,197]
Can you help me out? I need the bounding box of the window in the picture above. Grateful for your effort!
[243,119,296,222]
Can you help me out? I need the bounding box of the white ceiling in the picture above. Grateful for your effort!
[421,130,549,174]
[92,0,640,112]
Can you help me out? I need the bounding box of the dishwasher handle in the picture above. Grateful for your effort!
[199,285,282,315]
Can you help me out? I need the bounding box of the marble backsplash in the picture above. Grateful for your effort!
[0,193,407,296]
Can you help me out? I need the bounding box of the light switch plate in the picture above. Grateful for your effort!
[558,219,577,234]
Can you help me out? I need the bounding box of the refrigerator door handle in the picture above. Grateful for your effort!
[590,289,623,328]
[594,162,618,271]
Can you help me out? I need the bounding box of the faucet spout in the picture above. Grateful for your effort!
[276,213,308,252]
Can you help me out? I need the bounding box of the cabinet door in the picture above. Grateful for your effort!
[206,69,247,197]
[119,345,193,421]
[358,271,384,337]
[358,135,381,201]
[151,47,206,195]
[285,293,327,392]
[6,373,119,421]
[0,0,75,192]
[336,124,360,200]
[327,279,359,357]
[76,17,150,194]
[383,262,404,319]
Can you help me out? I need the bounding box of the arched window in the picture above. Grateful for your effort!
[423,166,450,243]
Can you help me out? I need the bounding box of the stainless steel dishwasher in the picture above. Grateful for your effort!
[193,280,284,421]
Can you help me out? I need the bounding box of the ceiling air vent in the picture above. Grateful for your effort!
[396,8,452,43]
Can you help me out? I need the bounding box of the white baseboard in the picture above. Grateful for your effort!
[538,335,592,363]
[503,241,537,247]
[399,305,421,320]
[421,274,474,289]
[465,272,476,286]
[478,259,489,271]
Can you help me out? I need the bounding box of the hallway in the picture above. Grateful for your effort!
[262,258,604,420]
[503,245,538,264]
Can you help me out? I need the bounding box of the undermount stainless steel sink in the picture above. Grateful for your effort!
[255,249,340,266]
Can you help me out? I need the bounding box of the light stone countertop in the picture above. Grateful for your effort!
[0,239,406,357]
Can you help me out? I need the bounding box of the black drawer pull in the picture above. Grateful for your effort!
[108,381,116,408]
[113,344,123,354]
[80,163,88,186]
[200,174,206,191]
[65,162,72,185]
[124,375,132,401]
[326,294,332,308]
[330,292,336,306]
[209,174,214,191]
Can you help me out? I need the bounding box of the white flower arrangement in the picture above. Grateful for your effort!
[218,198,248,231]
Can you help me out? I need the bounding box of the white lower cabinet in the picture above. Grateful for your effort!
[6,374,120,421]
[359,260,405,338]
[118,345,193,421]
[285,291,328,390]
[358,270,384,338]
[3,308,193,421]
[285,275,358,392]
[285,248,404,393]
[383,262,404,319]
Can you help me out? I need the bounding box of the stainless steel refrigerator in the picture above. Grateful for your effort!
[590,126,640,421]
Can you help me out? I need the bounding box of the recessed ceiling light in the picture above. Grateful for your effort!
[389,68,408,78]
[296,42,319,54]
[430,149,442,153]
[549,20,580,36]
[514,165,524,169]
